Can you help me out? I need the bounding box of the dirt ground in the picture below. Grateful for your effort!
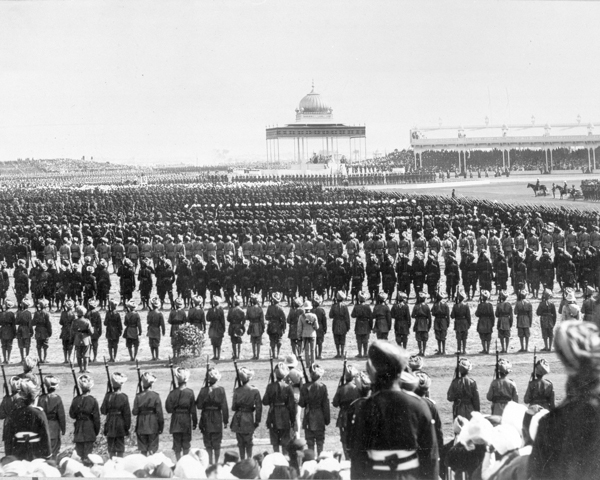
[4,173,591,458]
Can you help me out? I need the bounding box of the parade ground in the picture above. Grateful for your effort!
[0,172,584,459]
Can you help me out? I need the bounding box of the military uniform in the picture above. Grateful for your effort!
[69,392,101,462]
[231,382,262,459]
[38,391,66,460]
[333,377,363,459]
[100,390,131,457]
[486,377,518,415]
[196,383,228,453]
[447,376,480,419]
[165,384,197,458]
[330,301,351,356]
[352,302,373,356]
[299,379,330,455]
[133,389,164,455]
[392,300,411,348]
[524,378,555,410]
[262,378,296,454]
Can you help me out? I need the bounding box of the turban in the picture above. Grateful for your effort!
[65,300,75,309]
[21,298,32,308]
[498,358,512,375]
[191,296,201,306]
[336,291,346,301]
[458,412,495,451]
[490,424,522,455]
[78,374,94,393]
[284,354,298,368]
[541,288,553,300]
[367,340,407,384]
[9,376,21,392]
[377,292,388,302]
[88,299,98,309]
[212,296,222,305]
[274,362,289,380]
[4,300,13,309]
[38,299,49,309]
[555,320,600,376]
[565,288,577,303]
[408,355,424,371]
[415,371,432,391]
[75,305,87,317]
[238,366,254,384]
[149,297,160,309]
[271,292,282,303]
[175,368,190,384]
[480,290,490,300]
[535,358,550,376]
[19,378,40,398]
[207,367,221,385]
[400,370,419,391]
[141,372,156,389]
[498,290,508,301]
[458,358,472,375]
[44,374,60,390]
[111,372,127,388]
[310,363,325,381]
[174,298,184,309]
[126,299,137,310]
[24,355,38,371]
[357,291,366,302]
[312,294,322,305]
[344,364,358,383]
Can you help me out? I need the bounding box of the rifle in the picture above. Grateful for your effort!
[530,347,537,382]
[136,359,142,394]
[454,351,460,379]
[494,340,500,380]
[1,365,11,397]
[298,355,310,384]
[204,355,210,388]
[70,361,81,397]
[338,352,347,387]
[269,353,275,384]
[38,364,47,396]
[233,359,241,391]
[168,356,176,390]
[104,357,113,393]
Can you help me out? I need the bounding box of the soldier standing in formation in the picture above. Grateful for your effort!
[69,374,101,466]
[475,290,494,354]
[37,375,66,461]
[330,292,350,359]
[352,292,373,358]
[412,292,432,356]
[299,363,330,456]
[487,358,518,415]
[146,296,165,361]
[207,296,226,361]
[392,293,410,349]
[231,366,262,460]
[536,289,557,351]
[104,299,122,363]
[165,367,197,460]
[265,292,286,359]
[431,292,449,355]
[196,366,228,465]
[132,372,164,456]
[0,301,15,364]
[72,306,92,373]
[100,372,131,458]
[447,357,480,419]
[524,358,555,409]
[262,362,296,455]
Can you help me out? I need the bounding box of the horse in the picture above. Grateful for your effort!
[569,188,584,201]
[552,184,567,199]
[527,183,547,196]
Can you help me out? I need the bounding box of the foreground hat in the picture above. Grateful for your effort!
[271,292,282,303]
[174,367,190,384]
[415,371,432,391]
[24,355,38,371]
[458,412,495,451]
[535,358,550,376]
[555,320,600,376]
[20,378,39,397]
[336,291,346,301]
[207,367,221,385]
[78,374,94,392]
[141,372,157,389]
[9,376,21,392]
[126,299,137,310]
[75,305,87,316]
[498,358,512,375]
[274,362,289,380]
[44,375,60,390]
[408,355,424,371]
[367,340,407,384]
[458,357,472,374]
[231,459,260,480]
[110,372,127,388]
[238,366,254,384]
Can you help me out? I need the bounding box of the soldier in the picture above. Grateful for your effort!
[349,258,365,305]
[390,292,409,349]
[349,341,438,479]
[332,364,362,460]
[372,292,392,341]
[16,298,33,363]
[168,298,187,358]
[444,252,460,300]
[308,296,326,362]
[247,295,265,360]
[37,375,66,461]
[207,296,226,361]
[0,301,16,364]
[71,237,83,267]
[0,376,22,454]
[515,289,533,352]
[119,299,141,361]
[581,285,595,322]
[69,374,101,466]
[228,296,246,360]
[156,258,175,309]
[95,260,111,311]
[133,372,164,456]
[409,291,430,355]
[487,358,518,415]
[475,290,494,354]
[196,366,228,464]
[264,292,284,359]
[100,372,131,458]
[104,299,122,362]
[262,362,296,455]
[188,295,206,332]
[536,288,557,351]
[430,292,449,355]
[447,357,480,419]
[425,252,440,301]
[287,298,302,357]
[14,261,29,306]
[86,299,102,363]
[117,258,136,305]
[524,358,555,410]
[138,258,154,310]
[145,296,165,361]
[82,266,97,308]
[297,300,319,367]
[71,305,92,373]
[451,291,471,354]
[496,290,513,353]
[366,255,381,302]
[299,363,330,456]
[165,367,197,460]
[231,366,262,460]
[352,292,373,358]
[330,291,351,358]
[33,299,52,363]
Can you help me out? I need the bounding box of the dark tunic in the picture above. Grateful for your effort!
[352,303,373,335]
[262,380,296,430]
[32,310,52,340]
[207,306,226,339]
[231,384,262,433]
[451,303,471,331]
[101,391,131,437]
[524,378,555,410]
[6,404,52,460]
[165,387,197,433]
[123,312,142,340]
[329,303,351,336]
[69,394,101,442]
[373,304,392,334]
[266,304,286,337]
[187,307,206,331]
[475,301,495,334]
[447,376,480,419]
[392,303,411,336]
[104,311,123,341]
[147,310,165,340]
[38,393,66,440]
[133,390,164,435]
[196,385,229,433]
[298,381,330,432]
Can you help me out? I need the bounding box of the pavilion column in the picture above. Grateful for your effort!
[550,148,553,170]
[588,148,592,172]
[266,139,270,163]
[594,146,597,171]
[419,152,423,168]
[415,151,418,169]
[545,149,548,172]
[507,149,511,169]
[457,151,461,171]
[277,138,280,162]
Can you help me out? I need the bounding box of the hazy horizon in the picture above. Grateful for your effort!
[1,1,599,164]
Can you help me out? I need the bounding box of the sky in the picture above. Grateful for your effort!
[0,0,599,164]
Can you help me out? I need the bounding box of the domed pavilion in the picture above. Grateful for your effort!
[266,83,366,165]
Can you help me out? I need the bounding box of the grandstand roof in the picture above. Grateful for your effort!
[413,123,596,140]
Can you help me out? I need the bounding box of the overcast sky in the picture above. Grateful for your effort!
[0,0,599,164]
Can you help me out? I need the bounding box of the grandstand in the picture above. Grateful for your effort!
[410,122,600,173]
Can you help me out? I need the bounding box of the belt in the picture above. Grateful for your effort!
[174,408,190,413]
[456,318,466,321]
[138,408,156,414]
[272,402,286,406]
[14,432,41,444]
[203,406,220,411]
[108,409,121,414]
[367,449,419,472]
[77,413,92,420]
[238,407,255,412]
